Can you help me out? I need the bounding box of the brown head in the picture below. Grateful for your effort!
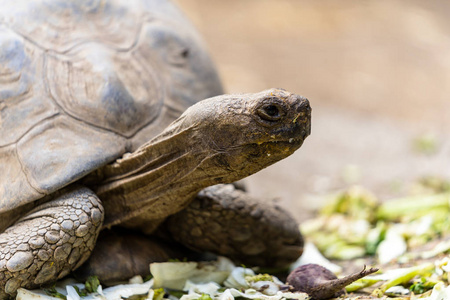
[162,88,312,183]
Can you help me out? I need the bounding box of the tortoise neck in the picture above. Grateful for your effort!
[92,124,230,229]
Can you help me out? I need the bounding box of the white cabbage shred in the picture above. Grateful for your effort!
[16,257,308,300]
[17,278,154,300]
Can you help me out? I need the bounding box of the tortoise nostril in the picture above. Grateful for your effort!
[257,104,283,122]
[181,48,189,58]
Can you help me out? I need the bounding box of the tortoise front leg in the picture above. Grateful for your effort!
[166,184,304,268]
[0,186,104,297]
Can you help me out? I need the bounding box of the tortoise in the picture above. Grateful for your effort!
[0,0,311,296]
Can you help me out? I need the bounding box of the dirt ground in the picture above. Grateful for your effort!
[175,0,450,221]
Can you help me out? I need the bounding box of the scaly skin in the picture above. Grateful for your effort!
[166,184,304,268]
[0,187,104,297]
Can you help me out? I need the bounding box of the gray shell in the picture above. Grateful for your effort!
[0,0,222,213]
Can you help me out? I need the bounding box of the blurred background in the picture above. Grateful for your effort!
[174,0,450,221]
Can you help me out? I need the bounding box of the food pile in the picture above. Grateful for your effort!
[17,257,309,300]
[299,179,450,299]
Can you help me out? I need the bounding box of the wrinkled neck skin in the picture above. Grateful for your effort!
[93,113,258,232]
[93,124,223,231]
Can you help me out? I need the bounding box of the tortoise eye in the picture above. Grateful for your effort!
[264,105,280,117]
[257,104,283,122]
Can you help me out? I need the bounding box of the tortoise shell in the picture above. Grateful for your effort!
[0,0,222,214]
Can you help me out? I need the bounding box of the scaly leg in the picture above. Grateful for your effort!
[0,186,104,297]
[166,184,304,268]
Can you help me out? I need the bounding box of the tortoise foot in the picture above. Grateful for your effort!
[0,186,104,297]
[166,184,304,268]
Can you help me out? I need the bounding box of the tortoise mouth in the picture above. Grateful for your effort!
[260,137,305,148]
[261,137,304,145]
[249,137,306,156]
[257,128,310,148]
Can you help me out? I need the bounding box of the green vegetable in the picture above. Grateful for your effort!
[68,275,100,297]
[320,186,378,222]
[409,277,440,294]
[196,293,213,300]
[45,287,66,299]
[73,286,89,297]
[323,243,366,260]
[371,263,435,297]
[417,176,450,193]
[245,274,274,283]
[84,275,100,293]
[365,221,387,255]
[167,290,187,298]
[376,193,450,221]
[153,288,165,300]
[345,278,381,292]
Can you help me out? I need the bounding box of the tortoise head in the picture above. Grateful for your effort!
[173,88,311,181]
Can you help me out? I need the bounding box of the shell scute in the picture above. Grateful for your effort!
[17,116,128,195]
[45,47,162,137]
[0,29,59,146]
